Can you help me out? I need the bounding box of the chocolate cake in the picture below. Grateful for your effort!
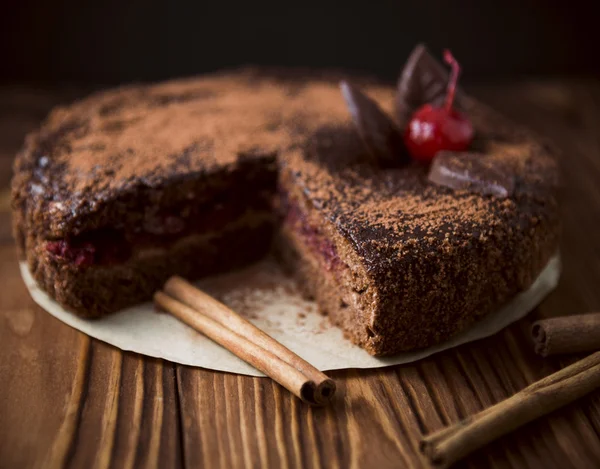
[12,45,560,355]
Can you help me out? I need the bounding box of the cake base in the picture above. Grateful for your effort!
[28,217,275,317]
[19,254,561,372]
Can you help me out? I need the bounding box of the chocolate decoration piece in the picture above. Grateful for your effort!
[340,80,409,167]
[428,151,515,198]
[395,44,466,130]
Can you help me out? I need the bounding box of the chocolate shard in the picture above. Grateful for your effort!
[340,80,410,167]
[428,151,515,198]
[395,44,466,130]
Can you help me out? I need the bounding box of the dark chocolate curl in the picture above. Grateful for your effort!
[395,44,467,130]
[428,151,515,198]
[340,80,410,167]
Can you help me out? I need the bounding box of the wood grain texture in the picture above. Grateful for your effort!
[0,81,599,469]
[0,249,182,469]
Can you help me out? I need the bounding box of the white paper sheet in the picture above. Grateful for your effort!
[20,254,560,376]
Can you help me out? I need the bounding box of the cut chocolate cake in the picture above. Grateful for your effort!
[12,46,560,354]
[11,73,285,317]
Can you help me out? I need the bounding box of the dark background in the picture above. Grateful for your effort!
[1,0,598,87]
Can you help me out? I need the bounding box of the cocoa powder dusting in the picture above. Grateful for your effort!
[197,257,308,320]
[18,68,390,238]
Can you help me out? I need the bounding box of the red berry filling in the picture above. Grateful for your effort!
[43,192,273,270]
[46,226,137,269]
[46,240,96,267]
[282,194,342,272]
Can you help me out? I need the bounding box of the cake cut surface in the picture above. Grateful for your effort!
[12,50,560,355]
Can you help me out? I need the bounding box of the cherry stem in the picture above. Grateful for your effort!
[443,49,460,112]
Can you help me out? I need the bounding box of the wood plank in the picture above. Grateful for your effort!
[0,246,182,469]
[175,340,600,469]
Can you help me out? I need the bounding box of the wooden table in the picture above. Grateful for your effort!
[1,81,599,469]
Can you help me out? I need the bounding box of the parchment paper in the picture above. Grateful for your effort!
[20,254,560,377]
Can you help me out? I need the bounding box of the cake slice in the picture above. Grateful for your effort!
[11,73,285,317]
[276,47,560,355]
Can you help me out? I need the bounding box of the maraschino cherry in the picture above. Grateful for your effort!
[403,50,474,163]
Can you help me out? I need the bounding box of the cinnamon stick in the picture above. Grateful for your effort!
[532,313,600,356]
[157,277,335,405]
[420,351,600,468]
[154,291,331,405]
[164,276,335,403]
